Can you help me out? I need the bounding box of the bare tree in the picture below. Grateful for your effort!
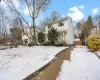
[0,6,9,45]
[93,15,100,34]
[42,11,61,24]
[76,16,94,44]
[24,0,52,45]
[51,11,61,21]
[4,0,52,45]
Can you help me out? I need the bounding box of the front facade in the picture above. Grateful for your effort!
[22,28,40,45]
[44,16,74,44]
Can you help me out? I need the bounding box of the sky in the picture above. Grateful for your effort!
[39,0,100,25]
[0,0,100,25]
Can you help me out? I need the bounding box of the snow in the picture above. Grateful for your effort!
[0,46,10,50]
[57,46,100,80]
[74,39,80,41]
[95,51,100,56]
[0,46,67,80]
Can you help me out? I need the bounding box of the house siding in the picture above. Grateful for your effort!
[67,18,74,44]
[44,17,74,44]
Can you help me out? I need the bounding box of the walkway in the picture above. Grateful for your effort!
[29,48,72,80]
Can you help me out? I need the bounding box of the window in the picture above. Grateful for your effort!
[58,22,64,27]
[48,24,52,29]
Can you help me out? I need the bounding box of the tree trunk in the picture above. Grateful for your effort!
[32,18,36,46]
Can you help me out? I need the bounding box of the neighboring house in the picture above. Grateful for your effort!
[44,16,74,45]
[22,28,40,45]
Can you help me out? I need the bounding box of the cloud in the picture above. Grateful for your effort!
[23,7,29,15]
[91,8,99,14]
[67,6,84,22]
[78,5,84,10]
[12,0,21,9]
[69,6,79,12]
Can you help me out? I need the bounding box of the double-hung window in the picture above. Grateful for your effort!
[58,22,64,27]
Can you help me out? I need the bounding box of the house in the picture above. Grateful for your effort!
[22,28,40,45]
[44,16,74,45]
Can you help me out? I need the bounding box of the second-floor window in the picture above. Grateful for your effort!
[58,22,64,27]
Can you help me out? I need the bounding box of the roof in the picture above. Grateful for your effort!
[44,16,72,26]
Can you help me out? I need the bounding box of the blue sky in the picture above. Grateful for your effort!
[1,0,100,25]
[24,0,100,25]
[51,0,99,16]
[42,0,99,21]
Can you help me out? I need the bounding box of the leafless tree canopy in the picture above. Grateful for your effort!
[4,0,52,45]
[51,11,61,21]
[24,0,52,45]
[24,0,51,19]
[0,6,10,44]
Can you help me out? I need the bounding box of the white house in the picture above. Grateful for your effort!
[22,28,40,45]
[44,16,74,45]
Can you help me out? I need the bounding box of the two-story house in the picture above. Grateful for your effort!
[44,16,74,45]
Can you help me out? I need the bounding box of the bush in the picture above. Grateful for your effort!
[54,40,65,46]
[28,43,34,47]
[28,43,32,47]
[48,27,58,45]
[43,41,51,46]
[38,32,45,44]
[87,35,100,51]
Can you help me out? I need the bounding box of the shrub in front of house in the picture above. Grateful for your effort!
[28,43,34,47]
[38,32,45,45]
[43,41,51,46]
[28,43,32,47]
[54,40,65,46]
[87,35,100,51]
[48,27,58,45]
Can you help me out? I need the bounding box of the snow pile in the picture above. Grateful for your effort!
[0,46,66,80]
[0,46,10,50]
[57,46,100,80]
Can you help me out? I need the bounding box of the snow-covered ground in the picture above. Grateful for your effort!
[96,51,100,57]
[0,46,67,80]
[57,46,100,80]
[0,46,10,50]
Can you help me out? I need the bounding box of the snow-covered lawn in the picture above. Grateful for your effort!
[0,46,10,50]
[0,46,67,80]
[57,46,100,80]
